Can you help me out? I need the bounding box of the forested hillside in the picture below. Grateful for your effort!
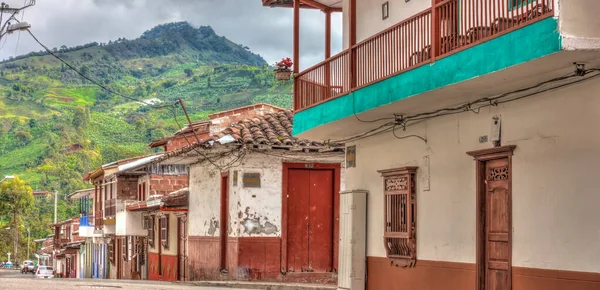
[0,21,292,233]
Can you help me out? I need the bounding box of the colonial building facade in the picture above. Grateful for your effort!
[261,0,600,289]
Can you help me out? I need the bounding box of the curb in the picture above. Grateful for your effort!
[186,281,336,290]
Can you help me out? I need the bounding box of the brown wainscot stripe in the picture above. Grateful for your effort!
[367,257,475,290]
[367,257,600,290]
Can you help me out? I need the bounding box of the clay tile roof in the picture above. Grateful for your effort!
[152,109,344,163]
[162,188,189,208]
[205,109,338,147]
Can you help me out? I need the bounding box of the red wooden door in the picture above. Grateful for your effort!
[220,173,229,271]
[484,158,511,290]
[287,169,334,273]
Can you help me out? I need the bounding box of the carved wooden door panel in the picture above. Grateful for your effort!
[485,158,511,290]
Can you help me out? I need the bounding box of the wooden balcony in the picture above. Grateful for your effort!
[95,211,103,229]
[294,0,554,111]
[104,198,116,218]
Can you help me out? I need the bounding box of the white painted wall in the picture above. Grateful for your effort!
[559,0,600,50]
[188,150,344,238]
[342,0,431,49]
[115,212,146,237]
[345,78,600,273]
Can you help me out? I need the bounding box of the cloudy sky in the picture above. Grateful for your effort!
[0,0,343,70]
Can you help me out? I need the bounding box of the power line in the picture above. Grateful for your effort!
[26,28,241,169]
[333,69,600,144]
[26,29,174,110]
[12,0,27,58]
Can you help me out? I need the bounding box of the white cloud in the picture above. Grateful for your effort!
[0,0,342,70]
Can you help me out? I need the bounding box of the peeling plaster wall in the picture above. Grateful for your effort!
[188,150,345,238]
[189,159,223,237]
[230,153,284,238]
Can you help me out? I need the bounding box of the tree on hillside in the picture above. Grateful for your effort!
[72,107,90,133]
[0,177,34,263]
[184,68,193,77]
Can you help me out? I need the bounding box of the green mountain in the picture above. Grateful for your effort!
[0,21,292,200]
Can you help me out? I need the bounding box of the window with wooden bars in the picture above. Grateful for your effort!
[160,215,169,249]
[378,166,418,267]
[148,216,155,248]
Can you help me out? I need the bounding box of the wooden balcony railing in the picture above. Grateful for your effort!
[294,0,553,111]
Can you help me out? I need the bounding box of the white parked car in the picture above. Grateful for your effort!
[35,266,53,279]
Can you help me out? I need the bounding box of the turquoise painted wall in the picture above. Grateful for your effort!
[293,17,562,136]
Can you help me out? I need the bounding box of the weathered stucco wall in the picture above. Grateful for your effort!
[346,77,600,273]
[188,150,345,238]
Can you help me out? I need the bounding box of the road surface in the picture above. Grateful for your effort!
[0,269,253,290]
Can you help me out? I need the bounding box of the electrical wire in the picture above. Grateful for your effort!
[352,91,396,123]
[333,68,600,144]
[13,0,26,57]
[26,27,244,170]
[0,36,8,51]
[392,125,427,143]
[170,103,245,171]
[26,29,174,109]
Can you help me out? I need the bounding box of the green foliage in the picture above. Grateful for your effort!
[0,177,34,261]
[0,21,292,247]
[0,177,34,218]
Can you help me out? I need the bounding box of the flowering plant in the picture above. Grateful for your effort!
[275,57,293,70]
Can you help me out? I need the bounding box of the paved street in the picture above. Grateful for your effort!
[0,269,253,290]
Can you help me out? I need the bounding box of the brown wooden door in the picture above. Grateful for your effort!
[219,173,229,271]
[484,158,511,290]
[287,169,334,272]
[116,238,122,280]
[177,216,187,281]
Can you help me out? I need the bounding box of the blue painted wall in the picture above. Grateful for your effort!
[293,17,562,136]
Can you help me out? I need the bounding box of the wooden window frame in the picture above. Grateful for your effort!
[378,166,418,267]
[142,182,146,201]
[108,239,115,264]
[382,1,389,20]
[148,216,155,248]
[161,215,169,249]
[122,236,128,261]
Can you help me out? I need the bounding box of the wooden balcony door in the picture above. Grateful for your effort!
[468,146,515,290]
[286,168,334,273]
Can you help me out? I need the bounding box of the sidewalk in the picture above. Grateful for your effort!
[186,281,336,290]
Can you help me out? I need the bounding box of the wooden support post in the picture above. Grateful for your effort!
[325,9,331,98]
[325,10,331,59]
[349,0,357,89]
[293,0,300,74]
[431,0,440,61]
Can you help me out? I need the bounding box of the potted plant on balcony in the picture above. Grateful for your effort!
[274,57,293,81]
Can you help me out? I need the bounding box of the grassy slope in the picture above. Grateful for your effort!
[0,26,292,194]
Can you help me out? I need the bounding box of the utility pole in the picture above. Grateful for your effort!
[0,1,35,42]
[26,228,30,259]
